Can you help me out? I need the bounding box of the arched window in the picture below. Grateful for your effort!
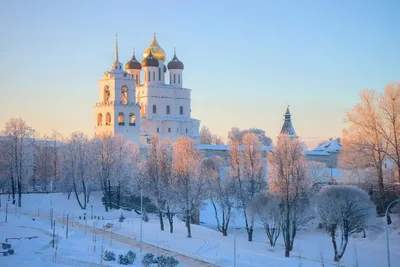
[97,113,103,126]
[174,74,176,83]
[129,113,136,126]
[153,105,157,114]
[104,86,110,103]
[168,128,171,133]
[153,71,155,81]
[106,112,111,126]
[157,127,160,133]
[178,74,181,84]
[158,68,161,81]
[121,86,128,104]
[180,106,183,115]
[148,71,150,81]
[166,105,170,115]
[185,128,188,134]
[118,112,125,125]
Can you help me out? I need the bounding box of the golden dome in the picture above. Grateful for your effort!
[143,33,166,61]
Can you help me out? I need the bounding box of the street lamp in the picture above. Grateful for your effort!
[385,199,400,267]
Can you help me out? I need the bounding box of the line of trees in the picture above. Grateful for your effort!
[341,83,400,213]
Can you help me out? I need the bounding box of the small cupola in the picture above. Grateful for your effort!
[167,49,184,70]
[125,48,142,70]
[142,50,159,67]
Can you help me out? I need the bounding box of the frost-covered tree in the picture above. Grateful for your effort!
[314,186,376,262]
[200,125,224,145]
[201,156,235,236]
[172,137,206,238]
[1,118,35,206]
[229,133,266,242]
[227,127,272,146]
[269,135,312,257]
[250,192,281,247]
[60,132,91,209]
[141,136,175,232]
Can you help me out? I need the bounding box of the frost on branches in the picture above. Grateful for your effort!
[314,186,376,262]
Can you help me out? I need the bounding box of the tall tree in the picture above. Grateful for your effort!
[344,89,388,212]
[227,127,272,146]
[172,137,205,238]
[201,156,235,236]
[269,135,312,257]
[1,118,35,207]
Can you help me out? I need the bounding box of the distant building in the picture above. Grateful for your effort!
[280,105,298,138]
[304,138,342,168]
[94,32,200,145]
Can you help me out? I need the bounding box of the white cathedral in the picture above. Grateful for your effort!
[94,32,200,144]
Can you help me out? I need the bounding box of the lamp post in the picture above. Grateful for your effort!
[140,188,143,254]
[386,199,400,267]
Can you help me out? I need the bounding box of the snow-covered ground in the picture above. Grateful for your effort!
[0,193,399,267]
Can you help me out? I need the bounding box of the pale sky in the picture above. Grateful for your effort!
[1,1,399,149]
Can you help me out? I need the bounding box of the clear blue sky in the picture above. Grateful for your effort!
[1,0,399,148]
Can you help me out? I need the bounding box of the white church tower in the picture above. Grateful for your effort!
[94,34,141,144]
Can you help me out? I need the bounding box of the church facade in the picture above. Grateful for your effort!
[94,33,200,145]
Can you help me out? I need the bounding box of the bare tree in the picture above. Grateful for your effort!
[228,127,272,146]
[1,118,35,207]
[91,133,118,211]
[229,133,266,242]
[200,126,213,145]
[269,135,312,257]
[60,132,91,210]
[172,137,206,238]
[201,156,235,236]
[344,89,388,212]
[314,186,376,262]
[250,192,281,247]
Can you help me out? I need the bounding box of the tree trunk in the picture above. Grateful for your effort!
[167,208,174,233]
[107,179,112,210]
[222,227,228,236]
[159,210,164,231]
[117,181,121,209]
[18,177,22,208]
[10,173,15,204]
[247,227,253,242]
[186,209,192,238]
[330,225,339,262]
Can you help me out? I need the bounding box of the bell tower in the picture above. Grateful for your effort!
[94,34,141,144]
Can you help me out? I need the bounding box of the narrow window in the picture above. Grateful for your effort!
[153,71,155,81]
[106,112,111,126]
[166,105,170,115]
[118,112,125,125]
[174,74,176,83]
[185,128,188,134]
[178,74,181,84]
[153,105,156,114]
[158,68,161,81]
[180,106,183,115]
[104,86,110,103]
[121,86,128,104]
[148,71,150,81]
[97,113,103,126]
[157,127,159,133]
[168,128,171,133]
[129,113,136,126]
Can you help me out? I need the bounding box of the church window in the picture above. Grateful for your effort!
[153,105,157,114]
[118,112,125,126]
[180,106,183,115]
[174,74,176,83]
[106,112,111,126]
[185,128,188,134]
[121,86,128,104]
[166,105,170,115]
[153,71,155,81]
[97,113,103,126]
[148,71,150,81]
[104,86,110,103]
[157,127,159,133]
[129,113,136,126]
[158,68,161,81]
[168,128,171,133]
[178,74,180,84]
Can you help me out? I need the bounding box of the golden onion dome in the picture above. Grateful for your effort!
[143,32,166,61]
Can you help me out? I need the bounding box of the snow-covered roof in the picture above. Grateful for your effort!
[313,139,342,153]
[304,150,330,156]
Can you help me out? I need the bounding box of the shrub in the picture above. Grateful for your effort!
[141,253,156,267]
[156,255,179,267]
[119,212,126,223]
[103,250,116,261]
[118,250,136,265]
